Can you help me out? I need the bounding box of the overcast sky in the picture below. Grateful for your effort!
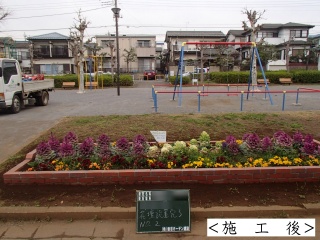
[1,0,319,42]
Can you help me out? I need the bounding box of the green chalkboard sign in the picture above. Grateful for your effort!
[136,189,190,233]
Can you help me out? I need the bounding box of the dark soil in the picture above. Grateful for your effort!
[0,181,319,208]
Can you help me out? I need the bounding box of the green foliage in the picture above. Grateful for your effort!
[207,70,320,84]
[50,74,133,88]
[291,71,320,83]
[169,76,191,85]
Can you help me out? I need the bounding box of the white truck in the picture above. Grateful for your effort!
[0,59,54,114]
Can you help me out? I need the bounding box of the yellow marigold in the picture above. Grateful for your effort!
[236,140,243,145]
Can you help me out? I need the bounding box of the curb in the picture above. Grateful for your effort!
[0,204,319,220]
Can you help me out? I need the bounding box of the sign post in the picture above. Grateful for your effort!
[136,189,190,233]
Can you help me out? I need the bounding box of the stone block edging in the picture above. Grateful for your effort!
[3,150,320,185]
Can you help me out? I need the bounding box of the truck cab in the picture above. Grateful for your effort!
[0,58,54,114]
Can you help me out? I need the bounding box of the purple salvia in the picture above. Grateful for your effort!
[79,137,95,157]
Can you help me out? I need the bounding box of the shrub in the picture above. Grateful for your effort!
[169,76,191,85]
[292,71,320,84]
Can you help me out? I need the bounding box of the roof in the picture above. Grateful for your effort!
[14,41,29,48]
[226,30,246,37]
[27,32,70,40]
[95,34,156,38]
[165,31,225,41]
[260,22,314,30]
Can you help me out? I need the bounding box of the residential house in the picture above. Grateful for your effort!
[27,32,74,74]
[236,22,315,70]
[95,34,156,73]
[165,31,225,74]
[308,34,320,71]
[15,41,31,73]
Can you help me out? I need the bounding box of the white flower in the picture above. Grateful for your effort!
[189,144,198,153]
[147,145,159,157]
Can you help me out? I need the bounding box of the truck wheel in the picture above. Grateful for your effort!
[36,91,49,106]
[10,95,21,114]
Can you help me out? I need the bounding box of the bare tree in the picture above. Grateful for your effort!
[122,47,137,72]
[242,8,265,85]
[69,10,90,93]
[0,5,10,22]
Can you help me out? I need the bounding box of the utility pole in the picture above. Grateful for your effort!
[112,0,121,96]
[29,42,34,74]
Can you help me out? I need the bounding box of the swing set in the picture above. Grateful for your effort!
[173,41,273,106]
[81,55,104,89]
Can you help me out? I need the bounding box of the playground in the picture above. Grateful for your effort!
[151,83,320,113]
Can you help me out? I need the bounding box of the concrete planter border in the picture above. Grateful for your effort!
[3,149,320,185]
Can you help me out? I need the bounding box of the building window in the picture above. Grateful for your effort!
[101,40,115,46]
[137,40,151,48]
[256,32,278,38]
[40,64,63,74]
[290,30,308,38]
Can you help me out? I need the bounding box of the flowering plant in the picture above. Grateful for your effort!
[28,131,320,171]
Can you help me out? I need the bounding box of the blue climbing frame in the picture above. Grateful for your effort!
[173,41,273,106]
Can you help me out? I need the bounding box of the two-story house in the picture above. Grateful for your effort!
[14,41,31,73]
[95,34,156,73]
[309,34,320,70]
[165,31,225,74]
[233,22,314,70]
[27,32,74,74]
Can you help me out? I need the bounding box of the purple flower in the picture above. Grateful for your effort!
[228,142,240,155]
[48,133,60,152]
[98,146,111,158]
[116,137,130,151]
[293,132,303,145]
[273,131,292,147]
[226,135,236,145]
[304,134,314,143]
[133,135,147,145]
[36,141,52,157]
[97,134,110,148]
[133,143,145,155]
[79,137,95,157]
[303,142,316,155]
[244,133,260,149]
[60,141,74,157]
[63,132,78,144]
[261,136,272,151]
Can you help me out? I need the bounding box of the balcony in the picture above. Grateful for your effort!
[33,46,70,59]
[136,47,156,57]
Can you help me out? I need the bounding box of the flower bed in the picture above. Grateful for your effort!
[3,131,320,185]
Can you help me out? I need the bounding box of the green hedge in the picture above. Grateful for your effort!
[208,71,319,84]
[292,71,320,83]
[50,74,133,88]
[169,75,191,85]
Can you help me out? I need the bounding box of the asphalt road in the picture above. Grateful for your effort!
[1,80,320,164]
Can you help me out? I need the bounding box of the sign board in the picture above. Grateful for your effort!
[136,189,190,233]
[150,131,166,143]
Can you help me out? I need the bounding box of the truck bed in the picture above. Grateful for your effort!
[22,79,54,92]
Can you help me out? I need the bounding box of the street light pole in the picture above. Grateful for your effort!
[112,2,121,96]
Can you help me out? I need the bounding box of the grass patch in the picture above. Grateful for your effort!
[1,111,320,173]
